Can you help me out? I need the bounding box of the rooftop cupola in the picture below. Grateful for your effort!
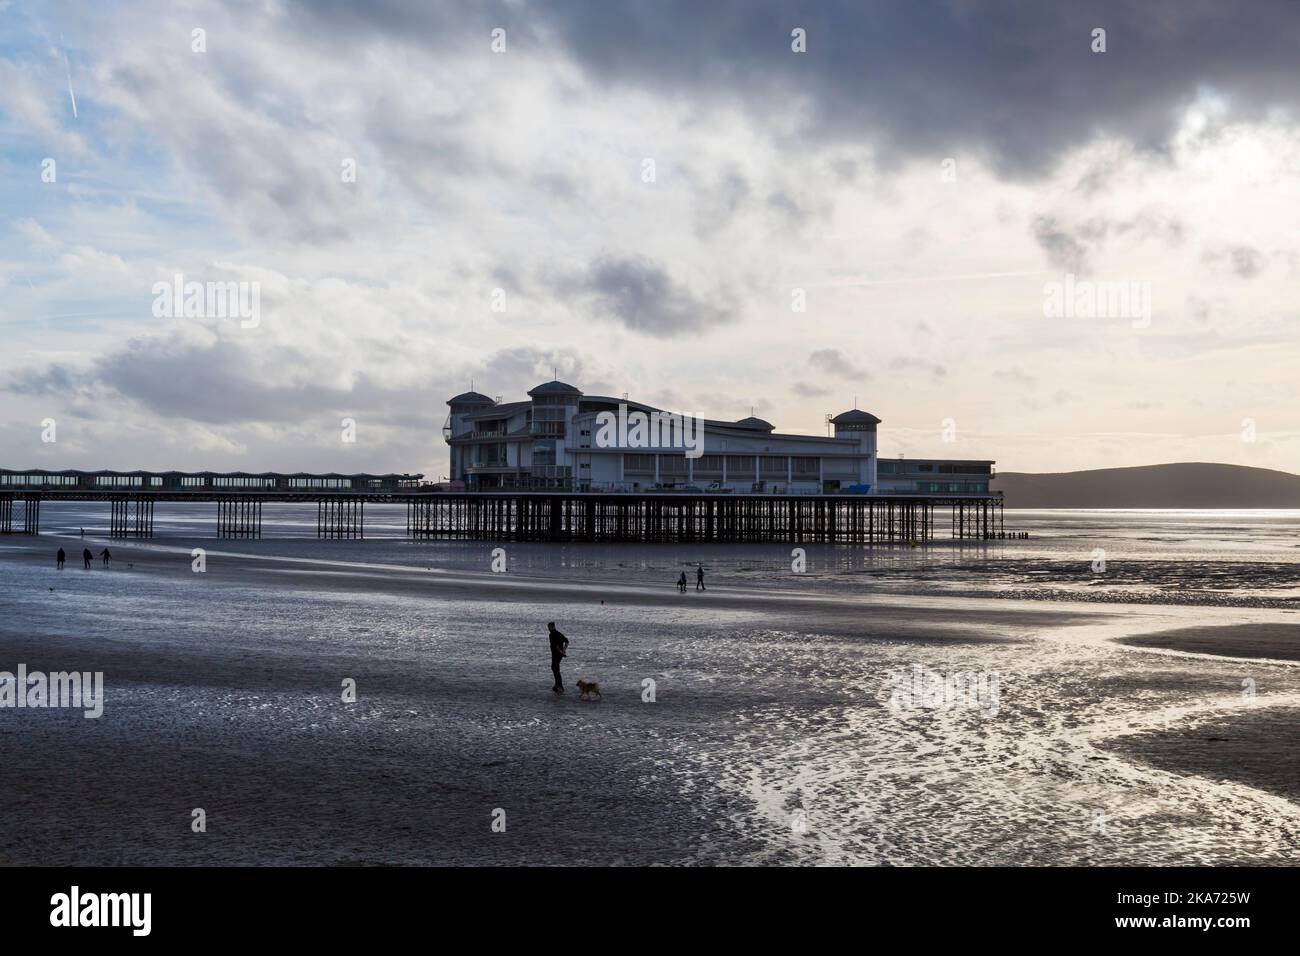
[830,409,881,434]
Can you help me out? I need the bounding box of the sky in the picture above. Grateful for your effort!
[1,0,1298,479]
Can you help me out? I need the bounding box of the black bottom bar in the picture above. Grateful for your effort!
[0,865,1286,943]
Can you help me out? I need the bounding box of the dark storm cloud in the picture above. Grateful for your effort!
[294,0,1300,177]
[553,255,732,335]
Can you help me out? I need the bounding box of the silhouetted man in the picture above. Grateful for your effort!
[101,547,112,567]
[696,565,706,591]
[548,622,568,694]
[677,572,687,592]
[82,548,92,569]
[56,548,65,569]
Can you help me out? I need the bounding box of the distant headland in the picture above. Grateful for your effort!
[993,463,1300,509]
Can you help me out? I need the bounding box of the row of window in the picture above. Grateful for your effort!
[878,461,991,476]
[0,474,79,485]
[2,474,406,491]
[211,477,274,487]
[189,476,355,489]
[916,481,990,494]
[96,476,159,487]
[621,455,853,476]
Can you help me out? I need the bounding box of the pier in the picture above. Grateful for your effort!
[1,470,1008,542]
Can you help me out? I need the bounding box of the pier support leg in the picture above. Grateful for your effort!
[21,495,40,535]
[216,497,262,539]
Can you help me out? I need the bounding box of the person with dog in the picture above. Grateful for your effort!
[547,621,569,694]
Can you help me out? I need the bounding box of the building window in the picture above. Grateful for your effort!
[791,456,820,479]
[659,455,687,475]
[624,454,655,473]
[532,440,557,466]
[694,455,723,475]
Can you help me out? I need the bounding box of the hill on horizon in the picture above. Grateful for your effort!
[991,462,1300,509]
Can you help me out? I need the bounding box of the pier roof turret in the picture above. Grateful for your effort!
[830,409,881,431]
[527,380,583,397]
[447,390,495,406]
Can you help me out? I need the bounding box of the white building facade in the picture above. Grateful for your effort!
[445,381,993,495]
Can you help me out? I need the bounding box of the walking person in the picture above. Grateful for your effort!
[696,565,706,591]
[56,548,65,569]
[100,547,112,567]
[82,547,92,569]
[677,571,687,593]
[547,621,569,695]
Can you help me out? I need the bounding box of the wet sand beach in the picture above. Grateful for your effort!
[2,527,1300,865]
[1119,623,1300,661]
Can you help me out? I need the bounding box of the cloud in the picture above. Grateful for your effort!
[288,0,1300,178]
[808,348,866,379]
[479,346,586,395]
[7,334,435,427]
[1031,215,1090,274]
[995,367,1037,387]
[552,255,732,336]
[0,57,89,156]
[1200,243,1268,278]
[691,167,751,239]
[889,356,947,378]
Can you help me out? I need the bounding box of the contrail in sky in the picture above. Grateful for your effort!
[60,35,77,118]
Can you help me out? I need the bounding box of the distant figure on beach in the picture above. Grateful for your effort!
[56,548,65,569]
[677,572,687,593]
[100,547,112,567]
[696,565,706,591]
[548,621,569,694]
[82,547,92,569]
[79,527,84,537]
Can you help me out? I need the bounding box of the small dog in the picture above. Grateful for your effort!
[576,679,602,700]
